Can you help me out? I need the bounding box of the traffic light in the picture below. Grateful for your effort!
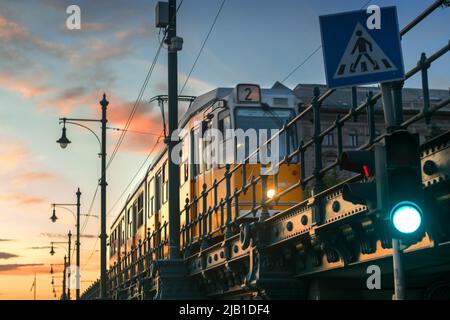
[384,130,424,242]
[339,130,425,244]
[338,150,377,208]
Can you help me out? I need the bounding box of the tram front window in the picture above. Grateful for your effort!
[234,108,298,162]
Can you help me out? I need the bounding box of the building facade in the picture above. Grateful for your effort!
[292,83,450,189]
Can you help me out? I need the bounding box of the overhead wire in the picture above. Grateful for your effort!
[105,0,184,171]
[280,0,373,84]
[179,0,226,95]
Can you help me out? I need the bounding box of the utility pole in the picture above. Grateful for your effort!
[100,94,108,299]
[152,0,199,299]
[167,0,181,260]
[76,188,81,300]
[63,256,67,300]
[67,231,72,300]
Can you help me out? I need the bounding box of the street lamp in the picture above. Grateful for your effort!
[56,123,71,149]
[49,232,72,300]
[56,94,109,299]
[50,189,94,300]
[50,207,58,223]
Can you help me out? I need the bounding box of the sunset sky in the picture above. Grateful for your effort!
[0,0,448,299]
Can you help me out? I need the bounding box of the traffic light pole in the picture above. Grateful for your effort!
[380,81,408,299]
[392,239,405,300]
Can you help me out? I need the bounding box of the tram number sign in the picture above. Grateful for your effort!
[236,84,261,103]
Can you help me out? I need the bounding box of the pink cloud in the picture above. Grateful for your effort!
[0,263,46,275]
[0,142,29,172]
[40,88,99,113]
[60,21,108,33]
[105,95,165,154]
[0,15,70,58]
[13,172,54,186]
[114,23,152,41]
[0,193,45,206]
[0,73,51,99]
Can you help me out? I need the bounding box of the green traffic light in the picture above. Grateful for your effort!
[390,201,423,234]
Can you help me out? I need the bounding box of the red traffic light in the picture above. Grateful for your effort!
[339,150,375,177]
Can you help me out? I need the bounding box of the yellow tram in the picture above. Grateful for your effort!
[109,83,304,266]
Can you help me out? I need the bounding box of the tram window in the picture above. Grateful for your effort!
[137,193,144,227]
[234,108,298,162]
[148,178,154,218]
[150,195,155,217]
[118,221,123,248]
[162,162,168,203]
[180,161,189,185]
[218,111,231,167]
[203,120,213,171]
[162,164,165,203]
[113,230,117,255]
[132,204,137,235]
[191,127,201,177]
[121,218,125,244]
[218,112,231,135]
[155,172,161,213]
[127,208,132,238]
[180,135,189,185]
[184,162,189,181]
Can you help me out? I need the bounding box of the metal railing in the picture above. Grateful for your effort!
[179,46,449,256]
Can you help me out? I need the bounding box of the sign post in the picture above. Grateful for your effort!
[320,6,408,299]
[319,6,404,88]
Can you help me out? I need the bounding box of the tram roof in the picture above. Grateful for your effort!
[179,81,294,128]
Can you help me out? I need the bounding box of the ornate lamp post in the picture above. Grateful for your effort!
[56,94,109,299]
[49,231,72,300]
[50,189,98,300]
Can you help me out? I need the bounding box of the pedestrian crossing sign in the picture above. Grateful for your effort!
[319,6,404,88]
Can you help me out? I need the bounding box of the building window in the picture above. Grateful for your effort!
[324,133,334,146]
[148,178,153,218]
[349,130,358,147]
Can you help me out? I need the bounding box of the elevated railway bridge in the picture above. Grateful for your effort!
[81,0,450,300]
